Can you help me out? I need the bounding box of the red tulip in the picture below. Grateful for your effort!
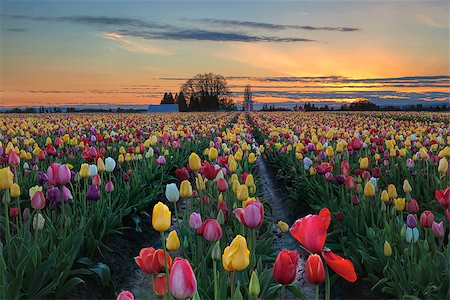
[305,254,325,284]
[45,144,57,156]
[290,208,330,253]
[406,199,419,214]
[233,199,264,228]
[134,247,172,274]
[169,258,197,300]
[175,167,190,182]
[92,174,101,187]
[340,160,350,177]
[371,167,381,178]
[419,210,434,228]
[321,249,357,283]
[37,150,46,161]
[31,191,46,210]
[241,172,249,184]
[218,200,230,221]
[154,273,168,297]
[116,291,134,300]
[345,176,357,190]
[201,163,220,180]
[201,219,223,241]
[435,187,450,208]
[351,138,363,150]
[9,207,19,218]
[315,163,333,175]
[273,250,299,285]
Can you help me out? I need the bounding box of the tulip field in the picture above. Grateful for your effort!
[0,111,449,300]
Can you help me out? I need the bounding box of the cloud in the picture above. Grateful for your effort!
[190,19,362,32]
[103,32,173,55]
[3,14,315,43]
[4,28,26,32]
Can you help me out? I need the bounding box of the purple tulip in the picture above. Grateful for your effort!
[86,185,100,201]
[406,214,417,228]
[336,175,346,185]
[156,155,166,165]
[432,221,444,238]
[38,171,48,185]
[189,212,202,230]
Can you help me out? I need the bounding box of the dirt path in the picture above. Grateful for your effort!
[257,157,316,299]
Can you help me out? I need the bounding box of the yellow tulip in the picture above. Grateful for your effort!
[232,179,240,193]
[222,235,250,271]
[245,174,255,188]
[29,185,42,199]
[79,163,90,178]
[384,241,392,257]
[10,183,21,197]
[166,230,180,251]
[189,153,202,171]
[325,146,334,157]
[180,180,193,198]
[195,174,206,191]
[208,147,218,161]
[248,153,256,164]
[277,221,289,233]
[403,179,412,193]
[309,167,316,176]
[152,202,171,232]
[364,181,375,197]
[236,184,249,201]
[387,184,397,199]
[381,190,389,203]
[438,158,448,175]
[259,145,264,153]
[234,148,243,161]
[360,157,369,170]
[0,167,14,190]
[97,158,106,172]
[394,198,405,212]
[229,160,237,173]
[118,154,124,164]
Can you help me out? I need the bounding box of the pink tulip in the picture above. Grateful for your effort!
[201,219,222,241]
[169,258,197,300]
[47,163,71,186]
[189,212,202,230]
[8,150,20,167]
[116,291,134,300]
[31,190,46,210]
[432,221,444,238]
[217,178,228,192]
[341,160,350,177]
[92,174,101,187]
[105,181,115,193]
[156,156,166,165]
[233,199,264,228]
[419,210,434,228]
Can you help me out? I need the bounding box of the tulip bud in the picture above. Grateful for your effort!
[33,212,45,230]
[31,190,46,210]
[383,241,392,257]
[202,219,223,241]
[248,271,260,298]
[211,241,221,261]
[180,180,193,198]
[432,221,444,238]
[381,190,389,203]
[273,250,299,284]
[363,181,375,197]
[406,214,417,228]
[208,147,218,161]
[217,178,228,192]
[10,183,21,197]
[387,184,397,199]
[97,158,106,172]
[105,180,115,193]
[189,212,202,230]
[152,202,171,232]
[394,198,405,212]
[419,210,434,227]
[165,183,180,203]
[277,220,289,233]
[216,209,225,225]
[166,230,180,251]
[438,158,448,175]
[351,195,360,205]
[305,254,325,284]
[406,199,419,214]
[169,258,197,300]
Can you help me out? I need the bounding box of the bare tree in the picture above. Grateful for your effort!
[181,73,232,110]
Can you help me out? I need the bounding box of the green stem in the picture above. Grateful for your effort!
[213,260,218,300]
[231,271,236,299]
[161,231,171,299]
[3,190,12,259]
[315,284,319,300]
[325,264,331,300]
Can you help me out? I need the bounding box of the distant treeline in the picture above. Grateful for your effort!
[303,100,449,112]
[1,106,146,113]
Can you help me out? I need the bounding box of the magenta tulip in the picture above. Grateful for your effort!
[189,212,202,230]
[31,190,46,210]
[233,199,264,228]
[419,210,434,228]
[202,219,222,241]
[47,163,71,186]
[217,178,228,192]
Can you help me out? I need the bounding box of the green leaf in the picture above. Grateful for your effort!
[55,277,85,298]
[89,263,111,287]
[286,284,309,300]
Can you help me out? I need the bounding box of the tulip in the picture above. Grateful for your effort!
[189,212,202,230]
[236,184,249,201]
[169,258,197,300]
[105,157,116,173]
[363,181,375,197]
[217,178,228,192]
[47,163,71,186]
[403,179,412,193]
[166,183,180,203]
[406,158,415,168]
[208,147,218,161]
[8,149,20,167]
[156,155,166,165]
[384,241,392,257]
[175,167,190,182]
[33,212,45,230]
[438,158,448,175]
[202,219,223,241]
[406,214,417,228]
[432,221,444,238]
[249,271,260,298]
[233,199,264,228]
[406,227,419,243]
[92,174,101,187]
[10,183,20,197]
[188,153,202,171]
[152,202,171,232]
[134,247,172,274]
[97,158,106,172]
[305,254,325,284]
[387,184,397,199]
[321,249,357,282]
[166,230,180,251]
[381,190,389,203]
[179,180,193,198]
[351,195,360,205]
[406,199,419,214]
[360,157,369,170]
[105,181,115,193]
[290,208,330,253]
[419,210,434,227]
[222,235,250,271]
[435,187,450,208]
[273,250,299,285]
[277,220,289,233]
[79,163,90,178]
[31,190,46,210]
[341,160,350,177]
[9,207,19,218]
[89,164,98,177]
[29,185,43,199]
[0,167,14,190]
[394,198,405,212]
[154,273,168,297]
[86,185,100,201]
[345,176,357,190]
[116,291,134,300]
[248,152,256,164]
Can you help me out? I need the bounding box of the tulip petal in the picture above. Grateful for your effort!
[321,250,357,283]
[289,208,330,253]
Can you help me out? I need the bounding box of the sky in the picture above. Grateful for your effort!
[0,0,449,108]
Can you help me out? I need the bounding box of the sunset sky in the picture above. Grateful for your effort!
[1,0,449,108]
